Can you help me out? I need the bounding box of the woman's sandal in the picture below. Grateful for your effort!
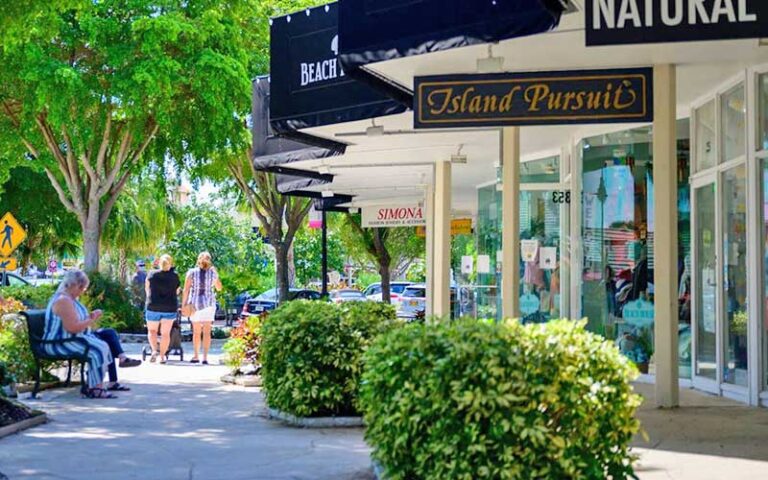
[83,388,117,399]
[190,358,200,364]
[150,353,157,363]
[107,383,131,392]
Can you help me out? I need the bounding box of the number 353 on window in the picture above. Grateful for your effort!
[551,191,570,204]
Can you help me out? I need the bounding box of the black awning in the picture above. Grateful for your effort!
[269,2,407,140]
[252,77,340,192]
[338,0,568,105]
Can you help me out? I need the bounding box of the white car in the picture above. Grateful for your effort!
[363,281,414,307]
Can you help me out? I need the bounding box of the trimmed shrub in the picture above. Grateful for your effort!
[81,273,144,333]
[261,300,396,418]
[0,285,56,309]
[223,314,262,373]
[360,319,641,480]
[0,313,39,384]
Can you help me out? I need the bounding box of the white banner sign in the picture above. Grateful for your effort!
[361,205,426,228]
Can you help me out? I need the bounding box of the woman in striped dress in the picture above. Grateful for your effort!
[181,252,222,365]
[43,270,115,399]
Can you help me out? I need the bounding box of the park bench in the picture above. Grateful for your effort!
[22,310,89,398]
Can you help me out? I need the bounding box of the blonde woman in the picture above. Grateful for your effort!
[182,252,222,364]
[145,255,181,364]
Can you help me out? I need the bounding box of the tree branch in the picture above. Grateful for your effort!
[44,168,80,217]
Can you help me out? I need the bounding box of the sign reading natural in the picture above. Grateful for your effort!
[586,0,766,46]
[414,68,653,129]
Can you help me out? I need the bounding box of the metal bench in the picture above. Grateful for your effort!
[22,310,90,397]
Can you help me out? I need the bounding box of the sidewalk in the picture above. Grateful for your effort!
[0,343,374,480]
[1,346,767,479]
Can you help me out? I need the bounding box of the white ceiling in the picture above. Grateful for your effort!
[293,7,768,215]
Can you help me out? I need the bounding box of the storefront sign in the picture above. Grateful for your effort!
[362,205,426,228]
[415,218,473,237]
[414,68,653,128]
[521,240,540,263]
[622,299,655,328]
[586,0,768,46]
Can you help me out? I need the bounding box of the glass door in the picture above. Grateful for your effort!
[693,180,719,390]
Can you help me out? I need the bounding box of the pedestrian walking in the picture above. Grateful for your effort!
[145,254,181,364]
[181,252,222,365]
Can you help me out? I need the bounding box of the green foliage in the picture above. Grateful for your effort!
[0,314,38,384]
[360,319,641,480]
[261,300,397,417]
[0,360,14,388]
[223,314,262,372]
[81,273,144,333]
[0,285,57,310]
[0,167,81,268]
[293,222,345,287]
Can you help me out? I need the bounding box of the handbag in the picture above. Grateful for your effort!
[181,302,196,318]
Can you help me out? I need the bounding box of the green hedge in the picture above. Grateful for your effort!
[0,314,41,384]
[81,273,144,333]
[360,319,641,480]
[261,300,396,418]
[0,285,56,309]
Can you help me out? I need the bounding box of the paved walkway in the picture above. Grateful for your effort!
[0,343,374,480]
[2,345,768,479]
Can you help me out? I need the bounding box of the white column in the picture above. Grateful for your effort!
[502,127,521,319]
[433,161,452,318]
[653,64,679,408]
[425,180,435,317]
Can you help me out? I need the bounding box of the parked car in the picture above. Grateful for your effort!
[329,289,366,304]
[240,288,322,319]
[396,284,473,320]
[363,281,413,306]
[0,272,31,288]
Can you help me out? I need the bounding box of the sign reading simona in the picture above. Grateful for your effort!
[586,0,767,46]
[362,205,426,228]
[414,68,653,129]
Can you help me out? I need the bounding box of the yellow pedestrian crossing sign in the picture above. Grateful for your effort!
[0,258,18,271]
[0,212,26,257]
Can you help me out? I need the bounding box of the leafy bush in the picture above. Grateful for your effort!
[0,313,39,384]
[360,319,641,480]
[0,285,56,309]
[223,314,262,373]
[261,300,396,417]
[81,273,144,333]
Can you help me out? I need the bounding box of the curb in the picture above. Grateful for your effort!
[220,374,262,387]
[0,413,48,440]
[267,408,364,428]
[372,460,387,480]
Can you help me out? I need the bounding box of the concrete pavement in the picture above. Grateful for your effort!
[1,343,767,479]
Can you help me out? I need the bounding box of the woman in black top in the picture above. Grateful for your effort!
[144,255,180,364]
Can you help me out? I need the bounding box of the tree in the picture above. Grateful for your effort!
[0,166,81,270]
[0,1,255,272]
[293,219,345,287]
[341,215,425,302]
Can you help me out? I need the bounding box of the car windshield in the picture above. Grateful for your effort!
[340,291,363,298]
[402,287,426,298]
[255,289,278,301]
[391,284,410,294]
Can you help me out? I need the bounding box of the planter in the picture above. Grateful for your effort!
[220,374,262,387]
[267,408,364,428]
[0,413,47,439]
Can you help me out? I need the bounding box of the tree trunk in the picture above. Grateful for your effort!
[287,242,296,288]
[82,220,101,273]
[373,229,392,303]
[274,242,291,304]
[118,249,128,283]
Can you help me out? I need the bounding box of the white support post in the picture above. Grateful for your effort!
[425,180,435,317]
[653,64,679,408]
[433,161,452,318]
[502,127,521,319]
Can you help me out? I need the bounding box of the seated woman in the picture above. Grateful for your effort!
[43,270,131,399]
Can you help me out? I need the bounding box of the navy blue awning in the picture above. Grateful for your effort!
[269,2,407,143]
[338,0,568,105]
[252,77,339,194]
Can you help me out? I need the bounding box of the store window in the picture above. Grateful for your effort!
[520,155,560,184]
[695,100,717,172]
[475,184,501,320]
[760,75,768,151]
[580,122,691,377]
[721,84,746,162]
[763,160,768,390]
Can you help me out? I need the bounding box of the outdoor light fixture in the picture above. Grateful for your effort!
[477,44,504,73]
[365,119,385,137]
[451,145,468,164]
[321,190,334,198]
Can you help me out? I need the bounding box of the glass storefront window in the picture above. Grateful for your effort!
[520,156,559,184]
[759,75,768,152]
[763,160,768,389]
[695,183,717,380]
[721,84,746,162]
[519,190,561,323]
[695,100,717,172]
[476,184,501,320]
[722,165,748,386]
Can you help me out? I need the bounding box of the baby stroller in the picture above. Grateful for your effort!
[142,310,184,362]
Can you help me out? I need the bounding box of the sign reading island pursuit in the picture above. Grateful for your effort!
[414,68,653,129]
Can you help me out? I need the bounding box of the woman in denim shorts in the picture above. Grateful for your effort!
[145,255,180,363]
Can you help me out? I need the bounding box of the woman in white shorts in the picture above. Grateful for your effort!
[182,252,222,364]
